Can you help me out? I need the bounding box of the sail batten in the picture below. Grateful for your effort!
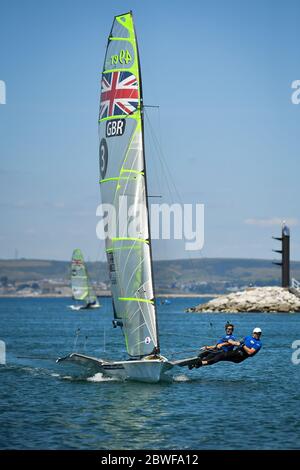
[98,12,158,357]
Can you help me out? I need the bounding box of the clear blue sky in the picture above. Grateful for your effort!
[1,0,300,261]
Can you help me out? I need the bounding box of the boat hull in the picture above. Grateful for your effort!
[69,304,100,311]
[103,358,173,383]
[57,353,173,383]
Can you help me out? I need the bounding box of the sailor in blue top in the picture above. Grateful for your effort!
[196,327,262,367]
[242,332,262,356]
[216,330,236,352]
[192,323,239,367]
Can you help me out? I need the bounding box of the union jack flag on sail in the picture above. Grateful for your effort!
[100,71,139,119]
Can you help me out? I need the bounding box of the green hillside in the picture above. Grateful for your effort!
[1,258,300,294]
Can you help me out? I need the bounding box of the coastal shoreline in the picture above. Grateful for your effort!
[0,293,218,299]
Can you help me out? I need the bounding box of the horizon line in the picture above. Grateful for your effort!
[1,256,300,263]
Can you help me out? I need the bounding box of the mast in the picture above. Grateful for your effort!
[133,15,160,355]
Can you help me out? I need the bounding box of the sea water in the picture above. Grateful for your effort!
[0,297,299,449]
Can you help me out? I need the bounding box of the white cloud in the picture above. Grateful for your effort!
[244,217,299,227]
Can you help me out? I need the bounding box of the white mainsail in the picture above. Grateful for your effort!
[98,12,158,357]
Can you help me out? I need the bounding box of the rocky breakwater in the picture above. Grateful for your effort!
[187,287,300,313]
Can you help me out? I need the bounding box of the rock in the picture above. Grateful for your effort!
[187,287,300,313]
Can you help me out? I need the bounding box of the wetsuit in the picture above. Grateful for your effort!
[202,335,262,365]
[198,333,236,361]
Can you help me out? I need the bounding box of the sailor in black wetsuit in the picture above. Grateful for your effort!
[198,327,262,367]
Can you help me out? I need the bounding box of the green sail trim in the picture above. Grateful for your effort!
[108,37,132,41]
[106,246,140,253]
[98,114,138,123]
[111,237,149,244]
[116,13,134,27]
[99,176,139,184]
[121,169,144,175]
[118,297,154,304]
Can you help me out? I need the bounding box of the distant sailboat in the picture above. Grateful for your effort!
[160,299,171,305]
[58,12,194,381]
[69,249,100,310]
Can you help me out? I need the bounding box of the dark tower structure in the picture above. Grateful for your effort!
[272,223,290,288]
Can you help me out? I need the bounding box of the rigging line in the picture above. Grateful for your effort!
[130,321,147,335]
[144,109,174,202]
[146,109,176,199]
[145,108,177,197]
[125,294,156,346]
[136,338,151,348]
[130,278,151,299]
[72,328,81,352]
[131,290,156,342]
[130,304,157,346]
[146,107,198,229]
[168,347,205,358]
[144,107,204,272]
[126,305,140,321]
[144,109,181,262]
[156,106,175,198]
[16,356,58,360]
[83,336,88,353]
[130,279,157,333]
[128,315,155,349]
[124,255,145,295]
[144,110,164,200]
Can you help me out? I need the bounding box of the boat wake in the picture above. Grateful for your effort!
[173,374,191,382]
[86,372,121,382]
[53,371,121,382]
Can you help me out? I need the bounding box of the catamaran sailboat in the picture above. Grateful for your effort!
[58,12,195,382]
[69,249,100,310]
